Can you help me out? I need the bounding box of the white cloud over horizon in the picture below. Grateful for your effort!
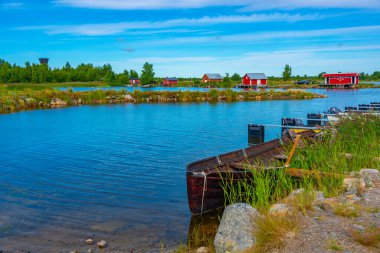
[54,0,380,10]
[16,13,328,36]
[148,25,380,46]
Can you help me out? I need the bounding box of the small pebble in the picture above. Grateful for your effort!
[85,238,93,245]
[196,246,209,253]
[97,240,107,248]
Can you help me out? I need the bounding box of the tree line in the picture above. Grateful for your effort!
[1,59,379,85]
[0,59,143,85]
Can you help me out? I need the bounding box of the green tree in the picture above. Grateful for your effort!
[104,71,116,84]
[129,69,139,78]
[318,72,326,79]
[140,62,154,85]
[282,64,292,81]
[223,72,231,83]
[116,69,130,84]
[231,73,241,82]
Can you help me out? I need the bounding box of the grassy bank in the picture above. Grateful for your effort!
[223,115,380,212]
[0,87,326,114]
[2,81,109,90]
[175,116,379,253]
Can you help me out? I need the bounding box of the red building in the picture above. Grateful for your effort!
[322,73,359,88]
[202,73,222,83]
[163,77,178,86]
[130,78,140,85]
[242,73,268,87]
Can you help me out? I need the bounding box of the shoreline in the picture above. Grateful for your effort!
[0,89,326,114]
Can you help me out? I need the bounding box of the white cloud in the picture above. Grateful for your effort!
[53,0,250,10]
[54,0,380,10]
[15,13,329,36]
[151,25,380,45]
[128,56,216,64]
[242,0,380,11]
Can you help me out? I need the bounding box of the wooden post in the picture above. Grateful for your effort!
[285,134,301,167]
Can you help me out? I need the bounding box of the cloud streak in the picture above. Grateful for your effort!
[149,25,380,46]
[16,13,329,36]
[54,0,380,10]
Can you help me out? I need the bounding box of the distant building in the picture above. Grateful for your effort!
[163,77,178,86]
[202,73,222,83]
[130,78,140,85]
[242,73,268,87]
[39,58,49,65]
[322,73,359,88]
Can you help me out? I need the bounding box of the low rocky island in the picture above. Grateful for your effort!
[0,87,326,114]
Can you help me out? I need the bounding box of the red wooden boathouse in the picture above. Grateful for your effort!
[163,77,178,86]
[202,73,222,83]
[322,73,359,88]
[242,73,268,87]
[130,78,140,85]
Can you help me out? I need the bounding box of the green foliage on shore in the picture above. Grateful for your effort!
[0,59,137,85]
[0,86,325,114]
[222,115,380,211]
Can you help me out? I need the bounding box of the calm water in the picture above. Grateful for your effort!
[0,88,378,252]
[58,86,233,92]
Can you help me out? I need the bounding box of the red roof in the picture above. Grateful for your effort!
[322,73,360,77]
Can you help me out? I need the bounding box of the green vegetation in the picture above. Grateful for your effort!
[1,59,379,89]
[0,59,135,85]
[350,225,380,248]
[140,62,155,85]
[221,115,380,212]
[333,203,360,218]
[253,213,300,253]
[282,64,292,81]
[0,86,325,114]
[327,239,344,251]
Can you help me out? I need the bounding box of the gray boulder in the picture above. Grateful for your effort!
[214,203,259,253]
[360,168,380,187]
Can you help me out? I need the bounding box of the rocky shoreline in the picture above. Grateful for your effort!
[0,89,326,114]
[206,168,380,253]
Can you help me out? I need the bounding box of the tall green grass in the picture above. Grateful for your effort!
[221,115,380,211]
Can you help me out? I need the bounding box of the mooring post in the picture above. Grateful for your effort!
[248,124,265,146]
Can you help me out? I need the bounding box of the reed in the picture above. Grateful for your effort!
[221,115,380,211]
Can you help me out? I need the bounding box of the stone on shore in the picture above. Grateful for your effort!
[312,191,325,206]
[196,246,209,253]
[50,98,67,106]
[97,240,107,248]
[321,198,340,213]
[214,203,259,253]
[268,203,292,216]
[85,238,93,245]
[123,94,135,102]
[360,168,380,187]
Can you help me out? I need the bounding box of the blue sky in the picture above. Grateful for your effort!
[1,0,380,77]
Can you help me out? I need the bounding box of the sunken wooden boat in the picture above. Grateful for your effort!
[186,131,316,215]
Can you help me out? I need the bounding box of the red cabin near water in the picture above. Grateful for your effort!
[163,77,178,86]
[130,78,140,85]
[322,73,359,88]
[202,73,222,83]
[242,73,268,87]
